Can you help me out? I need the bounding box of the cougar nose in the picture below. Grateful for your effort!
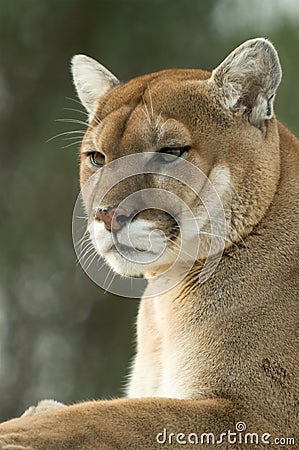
[95,207,131,232]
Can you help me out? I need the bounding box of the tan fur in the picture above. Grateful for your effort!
[0,39,298,449]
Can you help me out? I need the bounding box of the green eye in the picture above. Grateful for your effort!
[158,146,190,163]
[88,152,105,167]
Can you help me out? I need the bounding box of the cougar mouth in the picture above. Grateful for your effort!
[87,211,183,277]
[112,242,154,253]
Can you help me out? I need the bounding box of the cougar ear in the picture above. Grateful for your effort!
[210,38,282,127]
[71,55,119,121]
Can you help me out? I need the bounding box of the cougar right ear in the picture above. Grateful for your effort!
[210,38,282,127]
[71,55,119,121]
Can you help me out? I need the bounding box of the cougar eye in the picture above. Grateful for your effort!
[158,146,190,163]
[88,151,105,168]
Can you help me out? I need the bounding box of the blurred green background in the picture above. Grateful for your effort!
[0,0,298,421]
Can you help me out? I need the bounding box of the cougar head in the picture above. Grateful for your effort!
[72,38,281,278]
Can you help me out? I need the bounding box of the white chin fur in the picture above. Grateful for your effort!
[88,219,176,277]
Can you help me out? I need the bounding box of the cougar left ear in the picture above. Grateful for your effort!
[71,55,119,122]
[210,38,282,127]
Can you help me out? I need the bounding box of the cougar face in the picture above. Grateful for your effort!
[74,39,281,278]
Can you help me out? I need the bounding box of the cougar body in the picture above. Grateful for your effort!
[0,38,297,450]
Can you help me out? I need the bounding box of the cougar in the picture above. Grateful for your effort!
[0,38,297,449]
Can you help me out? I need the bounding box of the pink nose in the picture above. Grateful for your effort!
[95,207,131,231]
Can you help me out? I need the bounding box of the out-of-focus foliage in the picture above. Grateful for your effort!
[0,0,298,421]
